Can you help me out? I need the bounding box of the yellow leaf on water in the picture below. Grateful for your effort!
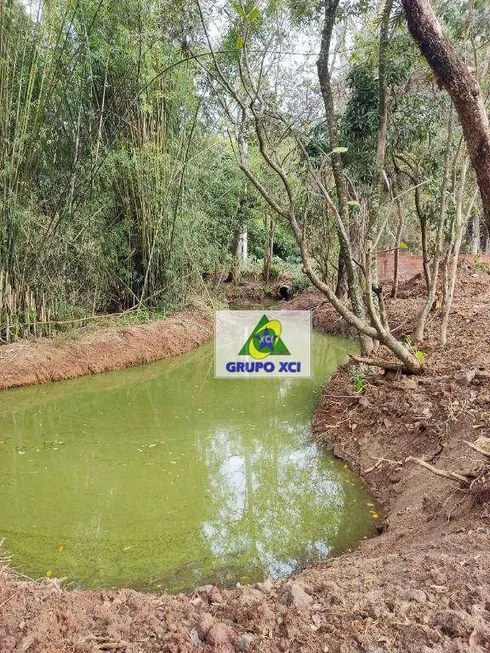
[370,512,379,519]
[58,545,65,552]
[46,570,52,578]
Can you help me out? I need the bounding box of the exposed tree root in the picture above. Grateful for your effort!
[464,439,490,458]
[364,456,403,474]
[407,456,471,485]
[349,354,405,373]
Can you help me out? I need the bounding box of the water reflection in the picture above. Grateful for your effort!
[0,332,376,592]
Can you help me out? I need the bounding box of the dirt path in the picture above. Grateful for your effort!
[1,269,490,652]
[0,308,213,391]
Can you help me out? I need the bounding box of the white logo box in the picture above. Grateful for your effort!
[215,310,312,379]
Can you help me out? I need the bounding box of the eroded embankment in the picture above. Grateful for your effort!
[1,270,490,653]
[0,307,213,391]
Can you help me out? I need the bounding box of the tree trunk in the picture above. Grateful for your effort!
[401,0,490,232]
[373,0,393,190]
[318,0,374,355]
[335,249,348,300]
[420,213,431,291]
[441,159,472,346]
[413,183,432,291]
[391,180,404,299]
[413,110,453,343]
[471,211,480,254]
[230,229,241,283]
[262,216,275,283]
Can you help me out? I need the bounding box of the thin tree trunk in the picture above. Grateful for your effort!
[317,0,373,355]
[420,212,431,291]
[373,0,394,190]
[392,180,404,299]
[394,155,431,291]
[335,249,348,300]
[471,211,480,254]
[262,216,275,283]
[413,182,432,291]
[441,161,477,345]
[230,229,240,283]
[413,110,454,343]
[401,0,490,231]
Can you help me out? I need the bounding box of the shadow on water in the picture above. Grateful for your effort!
[0,332,378,592]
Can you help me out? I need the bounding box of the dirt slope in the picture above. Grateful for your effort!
[1,268,490,653]
[0,308,213,391]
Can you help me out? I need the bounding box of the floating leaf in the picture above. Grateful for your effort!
[58,545,65,552]
[46,570,52,578]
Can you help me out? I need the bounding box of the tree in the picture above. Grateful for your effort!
[401,0,490,231]
[195,0,423,373]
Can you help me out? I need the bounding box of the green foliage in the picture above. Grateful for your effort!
[402,335,426,364]
[291,272,309,295]
[0,0,296,341]
[350,367,368,394]
[340,64,379,183]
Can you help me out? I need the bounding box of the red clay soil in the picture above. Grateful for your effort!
[0,307,213,391]
[1,269,490,653]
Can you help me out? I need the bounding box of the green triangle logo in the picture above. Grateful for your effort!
[239,314,290,360]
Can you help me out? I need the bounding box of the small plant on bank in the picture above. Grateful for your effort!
[402,335,426,365]
[350,367,368,394]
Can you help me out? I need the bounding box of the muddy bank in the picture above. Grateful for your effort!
[1,269,490,652]
[0,307,213,391]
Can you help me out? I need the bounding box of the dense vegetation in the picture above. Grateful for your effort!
[0,0,489,367]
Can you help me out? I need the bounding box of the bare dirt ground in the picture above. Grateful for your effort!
[0,307,213,391]
[1,267,490,653]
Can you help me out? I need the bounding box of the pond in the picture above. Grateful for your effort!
[0,331,377,593]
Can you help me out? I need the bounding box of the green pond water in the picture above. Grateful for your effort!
[0,331,377,593]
